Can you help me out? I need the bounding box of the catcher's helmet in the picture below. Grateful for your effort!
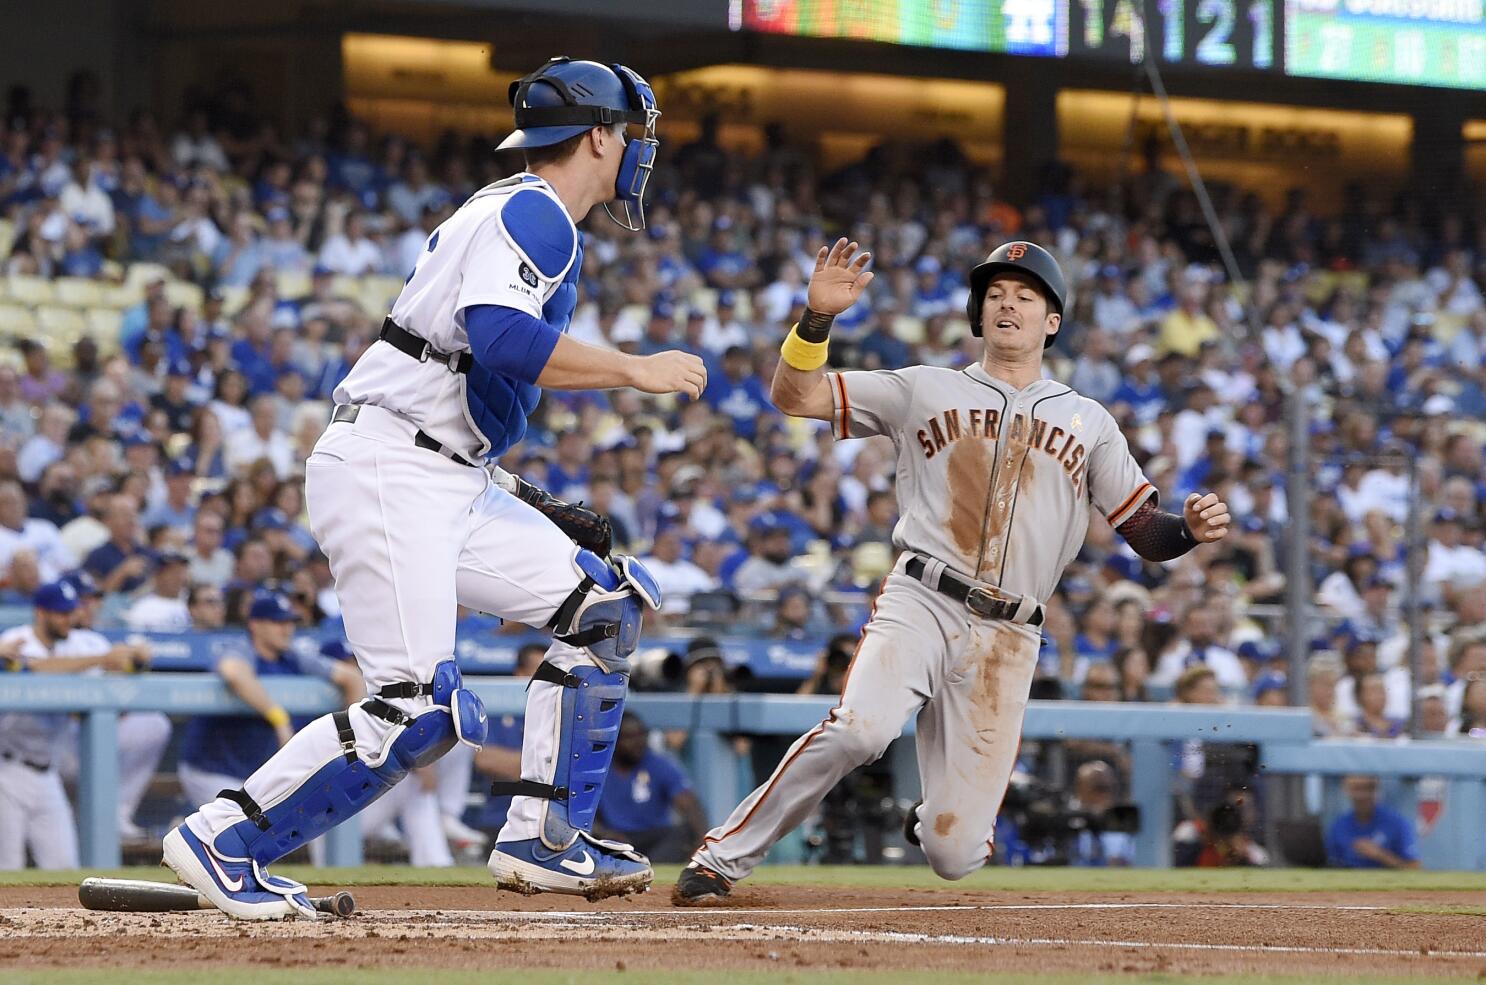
[498,57,661,230]
[966,241,1067,347]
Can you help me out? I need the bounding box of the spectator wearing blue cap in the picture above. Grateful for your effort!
[732,515,807,594]
[259,205,311,275]
[0,580,138,869]
[703,346,770,441]
[83,494,155,595]
[142,458,198,534]
[1334,632,1410,724]
[1151,604,1247,691]
[909,255,953,319]
[695,215,756,291]
[176,592,361,814]
[150,359,200,435]
[1252,673,1289,708]
[1424,508,1486,592]
[702,290,749,354]
[124,550,192,633]
[637,300,679,357]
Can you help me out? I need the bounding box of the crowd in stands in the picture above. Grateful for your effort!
[0,77,1483,866]
[3,85,1483,727]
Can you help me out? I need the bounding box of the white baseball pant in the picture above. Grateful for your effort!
[693,571,1040,882]
[186,405,601,848]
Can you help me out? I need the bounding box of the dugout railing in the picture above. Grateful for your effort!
[1,672,1483,871]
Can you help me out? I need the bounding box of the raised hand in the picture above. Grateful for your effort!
[807,238,874,317]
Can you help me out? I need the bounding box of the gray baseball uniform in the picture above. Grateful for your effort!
[693,362,1155,882]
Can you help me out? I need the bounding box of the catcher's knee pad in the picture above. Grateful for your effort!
[547,550,661,674]
[214,661,488,866]
[490,661,627,850]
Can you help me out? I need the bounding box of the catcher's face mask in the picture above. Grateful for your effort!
[605,63,660,232]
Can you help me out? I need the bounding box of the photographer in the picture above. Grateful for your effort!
[798,632,857,697]
[1066,762,1134,867]
[799,634,895,865]
[1173,788,1269,867]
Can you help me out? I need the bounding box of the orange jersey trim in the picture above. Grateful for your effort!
[1107,482,1155,526]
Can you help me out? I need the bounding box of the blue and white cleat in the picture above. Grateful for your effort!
[162,824,317,921]
[487,832,652,900]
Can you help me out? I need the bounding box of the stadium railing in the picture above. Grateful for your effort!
[4,672,1483,871]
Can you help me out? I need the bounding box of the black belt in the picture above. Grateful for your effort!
[1,751,51,772]
[331,404,478,469]
[380,317,472,374]
[904,555,1045,627]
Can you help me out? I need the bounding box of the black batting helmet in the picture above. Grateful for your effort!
[966,241,1068,346]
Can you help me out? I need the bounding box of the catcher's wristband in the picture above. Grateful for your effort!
[781,327,829,372]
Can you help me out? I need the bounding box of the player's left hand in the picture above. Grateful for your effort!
[806,238,873,316]
[1183,492,1230,544]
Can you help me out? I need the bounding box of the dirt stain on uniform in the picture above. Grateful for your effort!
[945,438,993,559]
[970,624,1021,741]
[983,447,1034,545]
[933,812,958,837]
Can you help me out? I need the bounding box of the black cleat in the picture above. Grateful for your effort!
[903,800,923,847]
[672,863,733,906]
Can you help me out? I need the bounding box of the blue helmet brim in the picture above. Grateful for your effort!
[496,124,596,151]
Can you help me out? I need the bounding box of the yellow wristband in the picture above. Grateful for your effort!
[264,706,290,729]
[780,326,829,371]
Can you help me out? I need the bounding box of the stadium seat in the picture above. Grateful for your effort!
[0,219,15,261]
[276,270,310,300]
[36,304,87,336]
[99,282,144,309]
[85,307,125,351]
[0,302,37,333]
[218,284,250,315]
[359,274,404,316]
[4,274,55,306]
[692,287,719,315]
[53,277,105,308]
[164,280,204,311]
[891,315,926,344]
[35,306,86,363]
[124,262,171,292]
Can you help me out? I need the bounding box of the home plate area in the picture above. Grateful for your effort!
[2,885,1484,979]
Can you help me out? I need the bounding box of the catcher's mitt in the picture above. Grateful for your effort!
[513,476,613,557]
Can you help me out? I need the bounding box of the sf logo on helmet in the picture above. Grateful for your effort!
[1006,243,1027,261]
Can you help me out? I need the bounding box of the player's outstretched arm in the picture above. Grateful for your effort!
[771,238,873,422]
[464,303,706,398]
[539,334,706,399]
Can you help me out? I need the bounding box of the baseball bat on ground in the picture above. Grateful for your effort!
[78,877,356,917]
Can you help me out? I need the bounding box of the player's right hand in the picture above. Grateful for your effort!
[630,350,707,399]
[807,237,873,316]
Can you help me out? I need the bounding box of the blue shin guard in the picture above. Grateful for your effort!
[493,661,627,851]
[216,661,488,866]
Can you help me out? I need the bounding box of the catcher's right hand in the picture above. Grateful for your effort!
[513,476,614,557]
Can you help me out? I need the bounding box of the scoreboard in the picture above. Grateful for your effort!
[1285,0,1486,89]
[731,0,1486,89]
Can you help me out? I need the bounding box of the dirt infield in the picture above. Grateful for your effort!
[2,884,1484,979]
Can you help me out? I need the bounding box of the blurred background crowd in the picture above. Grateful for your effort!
[0,78,1482,868]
